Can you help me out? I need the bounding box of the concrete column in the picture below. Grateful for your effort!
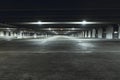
[45,34,48,37]
[85,31,88,38]
[13,32,17,37]
[118,25,120,39]
[5,31,9,37]
[10,32,13,37]
[34,33,37,38]
[80,32,83,38]
[24,32,27,38]
[81,31,85,38]
[106,26,113,39]
[92,29,96,38]
[88,30,91,38]
[79,31,83,38]
[17,31,23,38]
[0,31,4,36]
[83,31,85,38]
[26,32,29,38]
[98,28,103,38]
[77,32,81,37]
[27,33,30,37]
[22,32,26,38]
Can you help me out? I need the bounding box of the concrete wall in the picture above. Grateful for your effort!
[0,30,48,40]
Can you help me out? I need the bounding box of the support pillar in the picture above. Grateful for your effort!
[106,26,113,39]
[98,28,103,38]
[13,32,17,37]
[5,31,9,37]
[118,25,120,39]
[34,33,37,38]
[82,31,85,38]
[80,31,83,38]
[85,31,88,38]
[92,29,96,38]
[0,31,4,36]
[88,30,91,38]
[22,32,26,38]
[18,31,23,38]
[83,31,84,38]
[10,32,13,37]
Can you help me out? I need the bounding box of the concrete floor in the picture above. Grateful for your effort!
[0,36,120,80]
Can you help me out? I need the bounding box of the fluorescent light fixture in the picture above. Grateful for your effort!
[37,21,42,24]
[81,20,87,25]
[17,21,104,25]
